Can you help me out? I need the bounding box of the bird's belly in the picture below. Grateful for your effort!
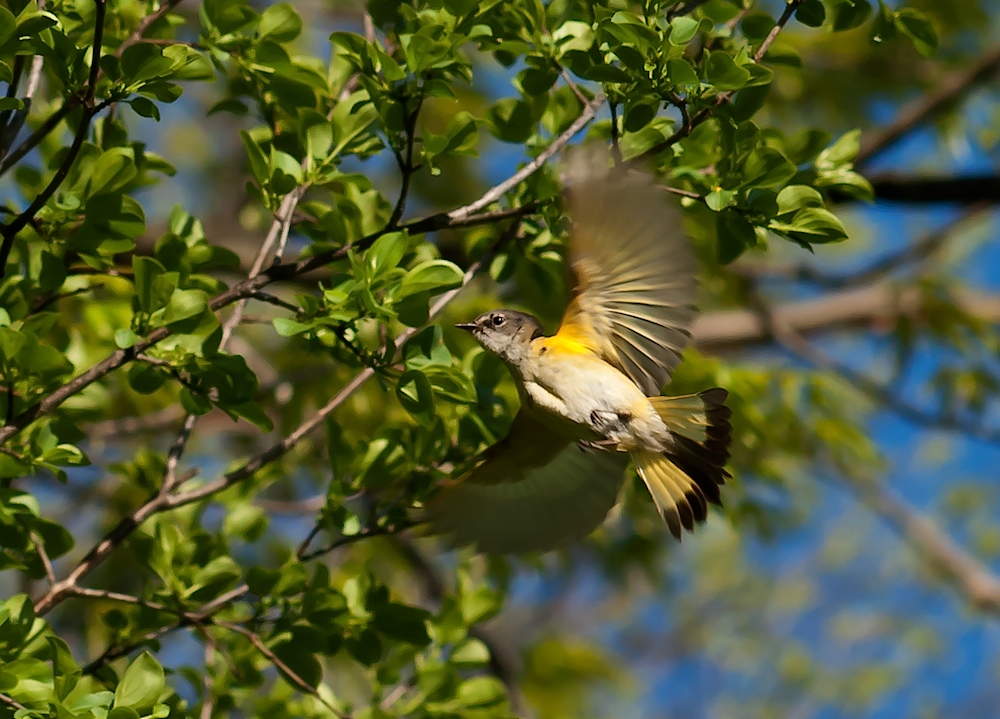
[522,355,668,450]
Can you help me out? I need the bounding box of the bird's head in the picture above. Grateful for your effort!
[456,309,544,367]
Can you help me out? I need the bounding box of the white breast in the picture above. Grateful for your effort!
[521,353,670,451]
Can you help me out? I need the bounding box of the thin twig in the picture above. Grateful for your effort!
[448,94,604,223]
[388,96,423,229]
[29,530,56,586]
[114,0,185,58]
[217,621,352,719]
[80,584,248,675]
[0,693,27,712]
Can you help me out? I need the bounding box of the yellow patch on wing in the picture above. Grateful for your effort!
[533,333,593,356]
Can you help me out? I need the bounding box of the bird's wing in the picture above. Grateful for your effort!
[425,410,628,553]
[556,149,698,396]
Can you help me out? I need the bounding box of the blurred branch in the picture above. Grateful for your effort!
[845,475,1000,614]
[863,173,1000,204]
[856,43,1000,167]
[692,283,1000,353]
[748,289,1000,445]
[736,204,989,287]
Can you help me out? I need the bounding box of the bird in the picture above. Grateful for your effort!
[425,146,732,554]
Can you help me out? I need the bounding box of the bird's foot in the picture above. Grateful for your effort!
[577,438,619,454]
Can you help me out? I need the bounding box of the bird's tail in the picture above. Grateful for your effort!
[630,388,732,539]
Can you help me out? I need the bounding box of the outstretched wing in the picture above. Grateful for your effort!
[556,149,698,396]
[425,411,628,554]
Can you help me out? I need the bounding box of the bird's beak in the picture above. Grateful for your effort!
[454,322,477,332]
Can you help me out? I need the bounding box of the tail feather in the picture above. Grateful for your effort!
[632,388,732,540]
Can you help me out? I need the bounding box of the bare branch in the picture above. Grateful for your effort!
[748,289,1000,447]
[845,475,1000,614]
[448,94,604,223]
[736,205,989,288]
[857,43,1000,167]
[692,283,1000,354]
[29,530,56,587]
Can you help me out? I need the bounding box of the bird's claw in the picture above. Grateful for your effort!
[577,438,619,454]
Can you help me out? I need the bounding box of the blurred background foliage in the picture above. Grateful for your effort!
[2,0,1000,717]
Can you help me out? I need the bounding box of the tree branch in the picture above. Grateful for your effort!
[691,283,1000,354]
[856,43,1000,167]
[844,474,1000,614]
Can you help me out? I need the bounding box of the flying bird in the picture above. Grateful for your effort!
[426,147,732,553]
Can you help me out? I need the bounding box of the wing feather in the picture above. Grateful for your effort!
[557,149,698,395]
[425,411,628,553]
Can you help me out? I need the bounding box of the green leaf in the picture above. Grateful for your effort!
[368,231,407,276]
[372,603,431,645]
[398,260,464,297]
[796,0,826,27]
[259,2,302,42]
[114,652,164,709]
[776,185,824,213]
[396,369,435,419]
[669,16,701,46]
[705,52,751,91]
[273,317,313,337]
[239,130,270,186]
[770,207,848,243]
[816,129,861,168]
[716,210,756,264]
[457,676,507,708]
[742,147,796,189]
[667,58,700,88]
[705,188,736,211]
[451,638,491,667]
[831,0,871,31]
[164,289,208,325]
[128,97,161,121]
[132,256,165,312]
[114,328,139,349]
[90,148,137,195]
[894,8,938,57]
[272,641,322,688]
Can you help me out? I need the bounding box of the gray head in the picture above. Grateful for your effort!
[456,309,544,368]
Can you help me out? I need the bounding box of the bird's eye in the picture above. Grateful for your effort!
[491,314,505,327]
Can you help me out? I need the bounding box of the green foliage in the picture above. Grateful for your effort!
[0,0,984,716]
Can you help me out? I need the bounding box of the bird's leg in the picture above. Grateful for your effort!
[576,438,619,453]
[589,408,631,434]
[578,409,632,453]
